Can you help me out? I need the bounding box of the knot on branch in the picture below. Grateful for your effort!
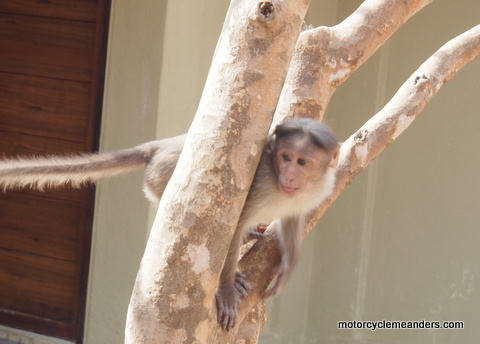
[354,129,368,142]
[414,73,428,85]
[258,1,275,21]
[413,72,437,97]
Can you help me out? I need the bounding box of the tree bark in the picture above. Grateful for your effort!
[125,1,310,343]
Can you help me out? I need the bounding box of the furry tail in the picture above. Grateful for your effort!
[0,143,156,191]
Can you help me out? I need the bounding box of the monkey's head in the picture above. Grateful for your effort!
[270,119,339,196]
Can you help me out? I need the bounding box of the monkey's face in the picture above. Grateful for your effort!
[274,137,333,197]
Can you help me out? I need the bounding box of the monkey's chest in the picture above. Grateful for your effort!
[247,191,317,228]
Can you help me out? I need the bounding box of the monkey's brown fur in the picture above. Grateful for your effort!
[0,119,339,331]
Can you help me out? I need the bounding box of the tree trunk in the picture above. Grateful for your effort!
[126,0,480,342]
[125,1,310,343]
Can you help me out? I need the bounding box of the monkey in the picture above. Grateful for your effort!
[0,119,340,330]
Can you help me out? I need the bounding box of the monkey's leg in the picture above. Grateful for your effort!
[263,216,304,298]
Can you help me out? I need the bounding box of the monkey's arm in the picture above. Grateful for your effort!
[215,222,252,331]
[0,135,185,192]
[263,215,304,298]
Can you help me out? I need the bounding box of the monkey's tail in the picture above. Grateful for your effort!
[0,143,156,192]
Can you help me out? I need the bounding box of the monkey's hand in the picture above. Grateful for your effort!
[246,230,267,241]
[255,223,269,234]
[216,273,252,330]
[246,223,269,241]
[263,254,295,299]
[215,285,241,331]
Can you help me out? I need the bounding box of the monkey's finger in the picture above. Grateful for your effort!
[220,309,231,330]
[234,282,250,298]
[234,272,252,297]
[229,313,236,330]
[221,315,229,330]
[235,272,248,282]
[222,313,230,330]
[223,309,236,331]
[215,295,225,323]
[216,296,230,330]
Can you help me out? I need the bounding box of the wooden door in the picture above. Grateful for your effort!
[0,0,110,341]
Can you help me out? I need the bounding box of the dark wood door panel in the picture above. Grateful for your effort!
[0,14,95,82]
[0,249,76,336]
[0,131,87,156]
[0,191,82,261]
[0,0,97,22]
[0,0,110,340]
[0,72,90,142]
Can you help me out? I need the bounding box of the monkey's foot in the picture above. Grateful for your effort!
[263,255,293,299]
[215,286,241,331]
[234,272,252,297]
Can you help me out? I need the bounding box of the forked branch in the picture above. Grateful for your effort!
[235,23,480,337]
[309,23,480,227]
[272,0,433,127]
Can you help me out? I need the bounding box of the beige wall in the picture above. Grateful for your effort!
[84,0,480,343]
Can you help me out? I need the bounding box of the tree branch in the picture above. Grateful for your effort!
[311,23,480,226]
[272,0,433,127]
[236,22,480,333]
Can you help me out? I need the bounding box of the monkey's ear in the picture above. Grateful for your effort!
[328,143,341,169]
[266,134,276,154]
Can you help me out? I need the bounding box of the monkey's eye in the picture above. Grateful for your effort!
[297,158,307,166]
[282,154,291,162]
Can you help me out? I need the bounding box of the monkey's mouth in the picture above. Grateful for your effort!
[281,186,299,194]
